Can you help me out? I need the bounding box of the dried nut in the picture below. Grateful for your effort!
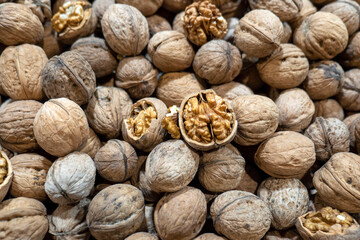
[154,186,207,240]
[183,1,228,46]
[161,105,181,139]
[264,229,302,240]
[137,203,157,234]
[276,88,315,132]
[223,17,239,43]
[45,152,96,205]
[194,233,227,240]
[173,11,185,34]
[163,0,191,12]
[0,151,12,202]
[289,0,317,29]
[92,0,114,28]
[10,153,52,201]
[77,128,101,159]
[231,95,279,146]
[235,164,260,194]
[255,131,316,179]
[115,0,163,16]
[257,43,309,89]
[234,9,283,58]
[94,139,138,182]
[115,56,158,100]
[41,51,96,106]
[339,32,360,68]
[71,36,117,78]
[148,31,195,72]
[237,65,264,92]
[52,0,82,15]
[210,190,272,240]
[48,198,90,239]
[248,0,302,22]
[16,0,51,24]
[313,152,360,213]
[211,81,253,102]
[41,22,63,59]
[122,98,167,152]
[258,178,309,230]
[34,98,89,157]
[125,232,158,240]
[337,69,360,111]
[281,22,293,44]
[0,44,47,100]
[344,113,360,153]
[179,89,237,151]
[304,117,350,162]
[311,0,337,5]
[0,3,44,46]
[314,99,344,121]
[0,197,48,239]
[0,100,42,153]
[145,140,199,192]
[156,72,205,107]
[0,144,12,159]
[86,184,145,240]
[293,12,348,60]
[193,40,242,85]
[101,4,149,56]
[147,15,172,36]
[199,144,245,193]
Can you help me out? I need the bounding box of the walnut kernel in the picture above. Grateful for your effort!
[161,105,180,139]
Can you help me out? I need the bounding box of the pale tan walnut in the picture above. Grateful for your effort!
[193,40,242,85]
[101,4,149,56]
[211,81,253,102]
[264,229,302,240]
[313,99,344,121]
[41,22,63,59]
[86,184,145,240]
[198,144,245,193]
[172,11,185,34]
[45,152,96,205]
[115,0,163,16]
[313,152,360,213]
[257,44,309,89]
[154,186,207,240]
[137,203,157,235]
[303,60,344,100]
[344,113,360,153]
[305,117,350,162]
[223,17,239,43]
[339,32,360,69]
[145,140,199,192]
[289,0,317,29]
[236,164,260,194]
[77,128,101,159]
[258,178,309,230]
[94,139,138,183]
[210,190,272,240]
[276,88,315,132]
[0,197,48,239]
[148,31,195,72]
[255,131,316,179]
[194,233,227,240]
[0,3,44,46]
[281,22,293,43]
[34,98,89,157]
[85,86,133,139]
[163,0,192,12]
[236,65,264,92]
[48,198,90,240]
[234,9,283,58]
[17,0,52,24]
[0,151,12,203]
[231,95,279,146]
[10,153,52,201]
[92,0,114,28]
[337,68,360,111]
[71,37,117,78]
[147,15,172,37]
[115,56,158,100]
[125,232,158,240]
[156,72,205,107]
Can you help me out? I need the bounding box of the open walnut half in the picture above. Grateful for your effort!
[179,89,237,151]
[0,151,13,203]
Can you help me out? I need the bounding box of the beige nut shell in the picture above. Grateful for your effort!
[0,151,12,203]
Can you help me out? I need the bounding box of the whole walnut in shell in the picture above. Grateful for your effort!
[339,31,360,68]
[163,0,191,12]
[154,186,207,240]
[86,184,145,240]
[77,128,101,159]
[125,232,158,240]
[313,99,344,121]
[337,68,360,111]
[289,0,317,29]
[41,22,63,59]
[173,11,185,34]
[344,113,360,153]
[0,150,13,203]
[281,22,293,44]
[264,229,302,240]
[115,0,163,16]
[211,81,253,102]
[34,98,89,157]
[92,0,114,28]
[194,233,227,240]
[0,44,47,100]
[147,15,172,37]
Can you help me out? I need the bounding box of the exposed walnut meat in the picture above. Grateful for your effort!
[183,0,228,46]
[52,1,87,33]
[161,105,180,139]
[0,153,7,184]
[127,101,157,138]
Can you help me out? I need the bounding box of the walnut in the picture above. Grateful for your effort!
[257,43,309,89]
[85,86,132,139]
[0,3,44,46]
[137,203,157,234]
[71,37,117,78]
[281,22,293,44]
[344,113,360,153]
[264,229,302,240]
[161,105,181,139]
[115,0,163,16]
[0,44,47,100]
[0,151,12,203]
[125,232,158,240]
[183,1,228,46]
[337,69,360,111]
[115,56,158,100]
[193,40,242,85]
[210,190,272,240]
[211,81,253,102]
[231,95,279,146]
[154,186,207,240]
[17,0,52,24]
[122,98,167,152]
[148,31,195,72]
[145,140,199,192]
[194,233,227,240]
[0,144,12,159]
[0,197,48,239]
[163,0,191,12]
[303,60,344,100]
[77,128,101,159]
[235,163,260,194]
[237,66,264,92]
[255,131,316,179]
[311,0,336,5]
[173,11,185,34]
[339,32,360,69]
[101,4,149,56]
[289,0,317,29]
[234,9,283,58]
[41,22,64,59]
[9,153,52,201]
[147,15,172,36]
[92,0,113,28]
[313,99,344,121]
[222,17,238,43]
[86,184,145,240]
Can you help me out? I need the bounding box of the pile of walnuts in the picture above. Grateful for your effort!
[1,0,360,239]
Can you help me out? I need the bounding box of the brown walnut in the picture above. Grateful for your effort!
[264,229,302,240]
[337,68,360,111]
[173,11,185,34]
[339,32,360,69]
[147,15,172,37]
[313,99,344,121]
[0,151,12,203]
[161,105,181,139]
[194,233,227,240]
[115,0,163,16]
[281,22,293,43]
[41,22,63,59]
[211,81,253,102]
[77,128,101,159]
[125,232,158,240]
[289,0,317,29]
[163,0,192,12]
[344,113,360,153]
[92,0,114,28]
[16,0,52,24]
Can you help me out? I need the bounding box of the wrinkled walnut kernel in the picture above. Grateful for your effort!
[161,106,180,139]
[127,101,157,137]
[52,1,87,33]
[0,153,7,184]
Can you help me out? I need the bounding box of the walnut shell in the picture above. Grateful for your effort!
[148,31,195,72]
[145,140,199,192]
[101,4,149,56]
[115,0,163,16]
[0,150,12,203]
[0,197,48,239]
[264,229,302,240]
[337,68,360,111]
[255,131,316,179]
[34,98,89,157]
[147,15,172,37]
[77,128,101,159]
[313,99,344,121]
[163,0,191,12]
[289,0,317,29]
[86,184,145,240]
[281,22,293,43]
[344,113,360,153]
[0,44,47,100]
[211,81,253,102]
[125,232,158,240]
[154,186,207,240]
[172,11,185,34]
[236,65,264,92]
[193,233,227,240]
[0,3,44,46]
[339,31,360,68]
[235,163,260,194]
[41,21,63,59]
[210,190,272,240]
[92,0,114,28]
